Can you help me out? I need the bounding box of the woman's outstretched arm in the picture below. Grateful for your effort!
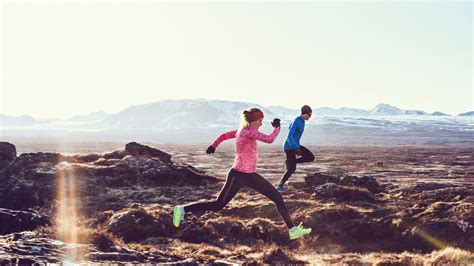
[211,129,238,148]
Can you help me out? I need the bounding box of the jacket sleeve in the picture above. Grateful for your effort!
[248,127,280,143]
[286,118,300,149]
[212,129,237,147]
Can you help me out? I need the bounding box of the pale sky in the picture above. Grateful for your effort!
[1,0,472,119]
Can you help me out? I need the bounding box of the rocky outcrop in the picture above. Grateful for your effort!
[7,152,75,180]
[305,172,385,193]
[0,143,220,211]
[0,231,182,263]
[125,142,172,163]
[0,208,49,235]
[0,142,16,163]
[341,175,384,193]
[107,204,173,242]
[397,200,474,252]
[304,172,340,186]
[0,142,17,177]
[0,143,472,263]
[0,182,41,209]
[305,172,383,203]
[313,183,378,202]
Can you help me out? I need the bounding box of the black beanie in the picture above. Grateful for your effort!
[301,105,312,114]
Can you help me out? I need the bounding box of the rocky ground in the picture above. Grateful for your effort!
[0,141,472,264]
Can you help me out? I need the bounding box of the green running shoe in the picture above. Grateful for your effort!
[173,205,185,228]
[289,222,312,240]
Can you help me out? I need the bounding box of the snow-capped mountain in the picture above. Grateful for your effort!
[369,103,405,116]
[272,103,430,117]
[2,100,472,133]
[101,99,277,129]
[459,111,474,116]
[67,111,111,122]
[0,111,110,127]
[431,111,450,116]
[313,107,369,116]
[0,114,40,127]
[266,106,299,117]
[2,100,472,146]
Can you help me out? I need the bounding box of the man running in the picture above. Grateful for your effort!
[276,105,315,193]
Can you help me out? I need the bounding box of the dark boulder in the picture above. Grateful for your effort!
[8,152,75,179]
[15,152,75,165]
[408,202,474,251]
[313,183,377,203]
[103,150,128,160]
[0,142,16,161]
[0,182,40,209]
[411,182,456,192]
[414,186,473,203]
[107,205,172,242]
[0,231,163,263]
[179,224,216,244]
[305,172,340,187]
[125,142,172,163]
[341,175,384,193]
[0,142,16,180]
[0,208,49,235]
[305,173,384,194]
[89,230,116,251]
[89,251,147,263]
[75,153,101,163]
[86,154,218,187]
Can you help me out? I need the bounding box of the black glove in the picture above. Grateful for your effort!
[206,145,216,154]
[271,118,281,128]
[294,148,302,156]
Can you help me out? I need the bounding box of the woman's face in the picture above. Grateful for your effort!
[250,118,263,129]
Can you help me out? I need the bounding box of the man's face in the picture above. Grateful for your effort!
[302,113,312,121]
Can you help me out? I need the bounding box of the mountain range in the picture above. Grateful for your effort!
[1,99,472,130]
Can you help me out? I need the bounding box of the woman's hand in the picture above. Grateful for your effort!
[271,118,281,128]
[206,145,216,154]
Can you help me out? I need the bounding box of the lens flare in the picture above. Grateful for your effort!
[411,226,448,250]
[56,161,84,262]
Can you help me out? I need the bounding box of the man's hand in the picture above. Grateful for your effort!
[271,118,281,128]
[206,145,216,154]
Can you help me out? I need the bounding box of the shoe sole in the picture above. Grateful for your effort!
[290,229,312,240]
[173,206,182,228]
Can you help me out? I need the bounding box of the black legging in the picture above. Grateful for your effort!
[183,168,295,229]
[278,145,314,187]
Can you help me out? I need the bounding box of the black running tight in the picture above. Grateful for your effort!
[183,168,295,229]
[278,145,314,186]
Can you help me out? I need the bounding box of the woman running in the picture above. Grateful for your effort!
[173,108,312,240]
[276,105,315,193]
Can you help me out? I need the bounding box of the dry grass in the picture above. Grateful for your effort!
[11,144,474,264]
